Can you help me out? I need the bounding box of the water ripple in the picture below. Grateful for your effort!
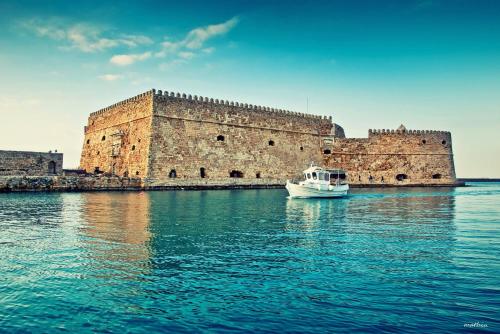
[0,184,499,332]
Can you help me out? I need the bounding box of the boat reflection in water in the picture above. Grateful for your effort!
[285,187,456,258]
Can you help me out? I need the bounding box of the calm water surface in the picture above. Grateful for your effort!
[0,183,499,333]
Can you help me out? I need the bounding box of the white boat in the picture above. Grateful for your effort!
[286,165,349,198]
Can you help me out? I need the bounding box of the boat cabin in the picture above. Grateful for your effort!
[302,166,347,185]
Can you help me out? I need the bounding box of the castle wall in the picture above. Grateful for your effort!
[323,129,457,185]
[79,92,154,178]
[78,89,459,188]
[147,91,332,184]
[0,150,63,176]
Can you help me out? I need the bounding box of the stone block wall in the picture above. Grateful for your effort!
[78,89,459,187]
[0,150,63,176]
[80,91,154,178]
[323,129,457,185]
[148,90,331,184]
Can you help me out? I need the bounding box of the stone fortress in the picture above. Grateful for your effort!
[79,89,458,187]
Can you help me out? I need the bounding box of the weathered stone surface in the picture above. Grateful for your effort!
[78,89,458,187]
[0,150,63,176]
[0,176,142,192]
[323,130,457,185]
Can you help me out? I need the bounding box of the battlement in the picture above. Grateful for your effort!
[90,90,154,117]
[368,129,451,136]
[88,89,334,123]
[152,89,332,121]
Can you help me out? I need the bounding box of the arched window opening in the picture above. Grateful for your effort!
[432,173,442,179]
[396,174,408,181]
[442,140,447,145]
[101,135,106,141]
[94,167,100,174]
[135,171,140,176]
[131,145,136,151]
[200,167,206,178]
[323,149,331,154]
[229,170,244,178]
[256,172,261,179]
[97,151,100,155]
[169,169,177,178]
[217,135,225,141]
[48,161,56,174]
[123,171,129,177]
[86,139,90,144]
[422,139,426,144]
[268,140,275,146]
[300,146,304,151]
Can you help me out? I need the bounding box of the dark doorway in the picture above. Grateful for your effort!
[217,135,225,141]
[268,140,275,146]
[396,174,408,181]
[169,169,177,178]
[200,167,206,178]
[229,170,244,178]
[48,161,56,174]
[432,174,442,179]
[256,172,261,178]
[323,149,331,154]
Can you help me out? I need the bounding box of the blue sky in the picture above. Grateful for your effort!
[0,0,499,177]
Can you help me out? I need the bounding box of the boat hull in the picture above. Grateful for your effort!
[285,181,349,198]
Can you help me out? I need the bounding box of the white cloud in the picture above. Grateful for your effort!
[20,18,152,53]
[98,74,123,81]
[202,47,215,54]
[178,51,195,59]
[110,52,151,66]
[19,16,238,68]
[183,17,239,49]
[155,17,239,59]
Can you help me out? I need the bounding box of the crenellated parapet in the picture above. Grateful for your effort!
[89,90,155,117]
[152,88,332,122]
[368,129,451,136]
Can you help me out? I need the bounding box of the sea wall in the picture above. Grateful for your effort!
[0,176,284,192]
[323,129,457,185]
[0,176,142,192]
[0,150,63,176]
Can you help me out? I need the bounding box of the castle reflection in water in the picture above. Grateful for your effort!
[67,188,458,278]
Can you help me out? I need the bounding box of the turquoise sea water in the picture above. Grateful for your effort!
[0,183,499,333]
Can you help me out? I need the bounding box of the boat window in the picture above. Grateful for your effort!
[312,172,317,180]
[307,173,311,179]
[324,173,330,181]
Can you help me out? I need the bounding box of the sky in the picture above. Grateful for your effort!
[0,0,499,177]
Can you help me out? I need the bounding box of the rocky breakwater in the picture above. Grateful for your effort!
[0,175,142,192]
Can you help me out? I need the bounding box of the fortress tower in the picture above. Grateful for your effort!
[80,89,458,187]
